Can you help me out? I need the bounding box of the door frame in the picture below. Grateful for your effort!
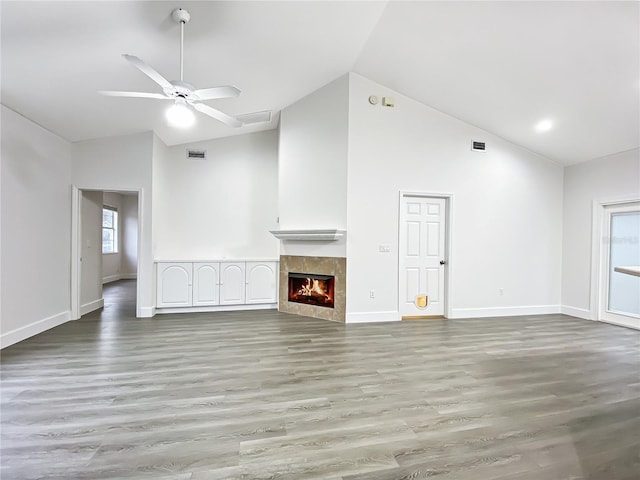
[590,195,640,327]
[71,185,144,319]
[398,191,454,319]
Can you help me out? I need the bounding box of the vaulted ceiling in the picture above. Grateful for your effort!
[2,1,638,165]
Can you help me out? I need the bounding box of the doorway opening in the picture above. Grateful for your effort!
[398,192,453,319]
[71,187,142,320]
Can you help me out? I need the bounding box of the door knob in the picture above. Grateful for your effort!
[440,260,447,265]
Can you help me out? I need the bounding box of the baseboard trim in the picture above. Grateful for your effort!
[597,317,640,331]
[346,311,400,324]
[102,273,137,284]
[560,305,592,320]
[1,310,70,349]
[80,298,104,316]
[450,305,561,319]
[156,304,278,315]
[138,306,155,318]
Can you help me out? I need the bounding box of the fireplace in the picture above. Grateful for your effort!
[288,273,335,308]
[280,255,345,322]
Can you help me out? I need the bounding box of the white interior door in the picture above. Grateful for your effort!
[80,190,103,315]
[399,195,447,317]
[599,202,640,329]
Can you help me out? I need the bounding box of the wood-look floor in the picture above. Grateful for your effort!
[1,280,639,480]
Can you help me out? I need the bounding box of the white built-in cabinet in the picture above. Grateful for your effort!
[220,262,246,305]
[246,262,278,304]
[156,261,278,310]
[156,263,193,308]
[193,262,220,306]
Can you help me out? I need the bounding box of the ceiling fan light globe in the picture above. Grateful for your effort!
[166,101,195,128]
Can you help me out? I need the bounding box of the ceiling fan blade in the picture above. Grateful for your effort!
[235,111,272,125]
[193,86,241,100]
[99,91,171,100]
[193,103,242,128]
[123,54,174,91]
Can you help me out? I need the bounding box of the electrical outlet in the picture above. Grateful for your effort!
[379,244,391,253]
[499,288,504,296]
[370,290,375,298]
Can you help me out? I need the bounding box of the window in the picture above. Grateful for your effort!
[102,207,118,254]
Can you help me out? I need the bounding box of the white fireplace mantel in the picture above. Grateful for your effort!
[269,229,346,241]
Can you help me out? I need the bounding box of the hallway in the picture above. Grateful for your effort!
[84,279,137,321]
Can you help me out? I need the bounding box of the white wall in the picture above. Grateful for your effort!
[1,106,72,347]
[121,194,139,276]
[278,74,349,258]
[151,133,166,308]
[562,148,640,317]
[154,130,279,260]
[346,73,564,321]
[80,190,103,313]
[72,131,154,316]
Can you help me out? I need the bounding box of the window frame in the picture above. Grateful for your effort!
[102,206,119,254]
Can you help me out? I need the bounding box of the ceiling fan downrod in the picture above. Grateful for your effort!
[171,8,191,82]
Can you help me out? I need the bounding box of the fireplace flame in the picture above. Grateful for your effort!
[288,273,335,308]
[299,278,328,298]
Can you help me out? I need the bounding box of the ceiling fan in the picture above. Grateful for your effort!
[100,8,271,128]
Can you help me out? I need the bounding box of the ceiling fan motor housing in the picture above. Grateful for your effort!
[166,80,196,99]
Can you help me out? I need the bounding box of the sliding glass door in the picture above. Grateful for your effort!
[600,202,640,329]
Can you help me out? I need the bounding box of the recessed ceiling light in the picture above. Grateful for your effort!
[535,119,553,132]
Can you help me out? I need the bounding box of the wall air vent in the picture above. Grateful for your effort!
[471,141,486,152]
[186,149,206,159]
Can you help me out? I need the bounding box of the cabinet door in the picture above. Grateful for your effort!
[193,263,220,306]
[246,262,278,304]
[157,263,192,307]
[219,262,246,305]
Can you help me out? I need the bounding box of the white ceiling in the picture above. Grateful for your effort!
[2,1,638,165]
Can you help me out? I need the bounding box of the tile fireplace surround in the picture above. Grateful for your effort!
[279,255,346,322]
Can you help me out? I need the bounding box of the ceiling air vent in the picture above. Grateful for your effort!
[471,140,486,152]
[186,149,206,160]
